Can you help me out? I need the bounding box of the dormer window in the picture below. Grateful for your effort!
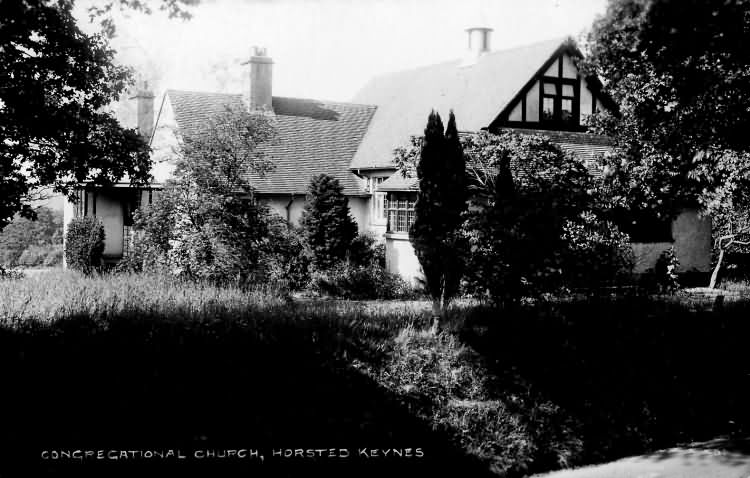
[541,77,579,128]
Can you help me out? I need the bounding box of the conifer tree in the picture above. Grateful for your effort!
[300,174,358,269]
[411,110,467,331]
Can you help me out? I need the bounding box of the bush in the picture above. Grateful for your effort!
[309,262,415,300]
[64,216,105,275]
[641,246,680,293]
[347,233,385,268]
[260,216,312,291]
[560,212,635,290]
[461,131,594,305]
[300,174,358,269]
[0,266,24,280]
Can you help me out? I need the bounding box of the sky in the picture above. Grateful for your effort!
[75,0,608,125]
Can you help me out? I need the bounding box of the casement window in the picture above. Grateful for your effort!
[370,177,388,222]
[386,193,416,234]
[541,78,578,127]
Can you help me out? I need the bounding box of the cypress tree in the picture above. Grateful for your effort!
[411,110,467,331]
[300,174,358,269]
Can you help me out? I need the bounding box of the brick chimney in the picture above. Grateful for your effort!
[243,46,273,112]
[133,79,155,143]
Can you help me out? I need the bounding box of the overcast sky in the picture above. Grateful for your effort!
[77,0,607,109]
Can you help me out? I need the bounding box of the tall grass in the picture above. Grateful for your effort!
[2,270,748,478]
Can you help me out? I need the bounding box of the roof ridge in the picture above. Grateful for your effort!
[166,89,241,97]
[272,95,377,109]
[166,90,377,109]
[356,35,572,88]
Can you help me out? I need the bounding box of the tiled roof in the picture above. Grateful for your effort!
[350,37,570,169]
[166,90,376,196]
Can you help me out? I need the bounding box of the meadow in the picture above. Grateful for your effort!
[1,270,748,477]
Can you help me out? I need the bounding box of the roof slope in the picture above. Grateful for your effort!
[166,90,376,196]
[350,37,568,170]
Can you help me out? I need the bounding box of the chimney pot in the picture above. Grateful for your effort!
[466,26,493,56]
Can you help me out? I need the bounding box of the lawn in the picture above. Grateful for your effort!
[0,271,748,477]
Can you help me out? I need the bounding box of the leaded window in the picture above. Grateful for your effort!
[386,193,416,233]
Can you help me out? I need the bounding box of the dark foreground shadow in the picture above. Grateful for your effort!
[462,296,750,469]
[0,312,492,478]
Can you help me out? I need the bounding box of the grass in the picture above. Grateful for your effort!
[0,271,748,477]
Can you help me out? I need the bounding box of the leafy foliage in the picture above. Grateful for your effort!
[348,233,386,269]
[0,207,63,266]
[260,215,312,291]
[561,212,635,289]
[129,105,277,282]
[644,246,680,293]
[583,0,750,280]
[299,174,358,270]
[0,0,153,231]
[64,216,105,275]
[87,0,198,38]
[461,131,615,303]
[309,262,416,300]
[690,149,750,286]
[410,111,467,315]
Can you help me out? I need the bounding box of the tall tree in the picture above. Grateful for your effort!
[0,0,197,232]
[411,111,467,330]
[583,0,750,285]
[300,174,358,270]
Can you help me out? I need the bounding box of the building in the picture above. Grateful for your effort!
[63,29,712,281]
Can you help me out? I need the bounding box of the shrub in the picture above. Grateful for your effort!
[560,212,635,290]
[0,266,24,280]
[260,216,312,291]
[300,174,358,269]
[308,262,415,300]
[642,246,680,293]
[347,233,385,268]
[64,216,105,275]
[461,131,593,305]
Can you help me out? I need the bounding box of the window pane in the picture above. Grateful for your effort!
[562,84,574,96]
[376,192,386,219]
[407,210,415,231]
[543,97,555,120]
[397,211,406,232]
[399,199,407,209]
[543,82,557,95]
[561,98,573,122]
